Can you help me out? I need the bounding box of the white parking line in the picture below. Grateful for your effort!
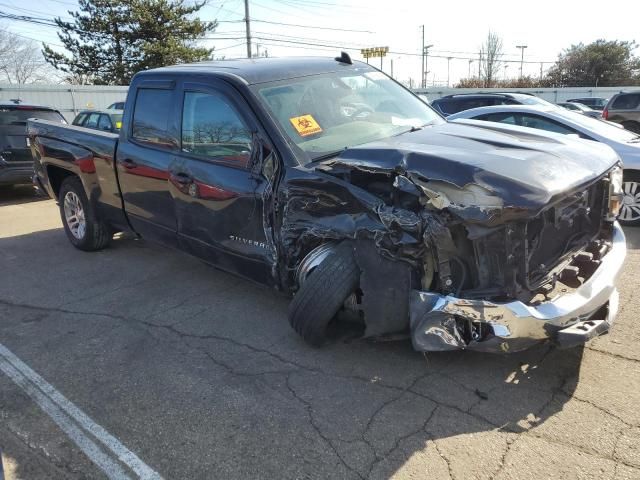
[0,343,163,480]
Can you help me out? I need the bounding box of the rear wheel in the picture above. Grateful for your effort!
[619,171,640,226]
[59,176,111,250]
[288,242,360,346]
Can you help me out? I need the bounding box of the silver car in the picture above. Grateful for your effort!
[448,105,640,224]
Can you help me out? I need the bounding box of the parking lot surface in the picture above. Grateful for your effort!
[1,186,639,479]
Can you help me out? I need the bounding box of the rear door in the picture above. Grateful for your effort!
[115,81,179,247]
[171,80,275,284]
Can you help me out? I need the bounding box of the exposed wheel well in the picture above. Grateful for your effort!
[47,165,77,199]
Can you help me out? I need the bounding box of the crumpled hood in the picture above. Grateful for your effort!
[319,121,619,216]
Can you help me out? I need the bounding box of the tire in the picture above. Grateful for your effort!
[59,176,111,251]
[619,171,640,226]
[288,242,360,346]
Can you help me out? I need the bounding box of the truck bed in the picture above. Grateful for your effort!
[28,119,127,229]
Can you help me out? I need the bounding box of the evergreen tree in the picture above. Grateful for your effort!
[545,40,640,87]
[43,0,216,85]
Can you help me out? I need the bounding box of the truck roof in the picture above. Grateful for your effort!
[143,56,374,85]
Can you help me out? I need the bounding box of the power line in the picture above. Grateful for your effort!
[251,19,372,33]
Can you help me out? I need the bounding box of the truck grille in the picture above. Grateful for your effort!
[469,177,609,299]
[523,178,607,289]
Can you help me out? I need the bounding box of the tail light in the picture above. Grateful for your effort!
[602,107,608,120]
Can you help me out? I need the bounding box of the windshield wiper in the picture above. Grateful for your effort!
[310,149,345,162]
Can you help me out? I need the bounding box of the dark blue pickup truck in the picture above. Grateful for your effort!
[28,55,626,354]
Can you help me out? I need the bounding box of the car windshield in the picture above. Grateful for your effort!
[253,70,443,164]
[556,109,640,142]
[0,108,65,125]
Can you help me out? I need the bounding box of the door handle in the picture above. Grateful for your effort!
[121,158,138,169]
[170,172,192,185]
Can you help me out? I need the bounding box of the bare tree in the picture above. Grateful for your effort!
[0,28,55,84]
[479,31,504,87]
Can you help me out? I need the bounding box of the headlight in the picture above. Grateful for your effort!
[608,166,623,220]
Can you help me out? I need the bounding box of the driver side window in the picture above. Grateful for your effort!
[181,91,253,168]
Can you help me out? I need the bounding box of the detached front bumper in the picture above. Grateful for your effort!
[410,222,626,353]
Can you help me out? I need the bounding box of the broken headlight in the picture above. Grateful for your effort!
[607,166,623,221]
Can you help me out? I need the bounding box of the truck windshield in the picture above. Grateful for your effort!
[254,70,443,164]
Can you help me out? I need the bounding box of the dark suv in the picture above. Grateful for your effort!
[430,92,553,117]
[0,102,66,186]
[603,92,640,133]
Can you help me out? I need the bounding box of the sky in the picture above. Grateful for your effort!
[3,0,640,86]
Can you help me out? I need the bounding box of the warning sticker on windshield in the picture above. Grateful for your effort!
[290,114,322,137]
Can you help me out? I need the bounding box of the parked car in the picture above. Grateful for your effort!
[557,102,602,119]
[29,56,625,354]
[567,97,608,111]
[430,92,554,117]
[447,104,640,224]
[602,91,640,134]
[0,101,66,186]
[107,101,125,110]
[72,109,123,133]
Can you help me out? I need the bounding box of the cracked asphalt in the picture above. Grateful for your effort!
[1,185,639,479]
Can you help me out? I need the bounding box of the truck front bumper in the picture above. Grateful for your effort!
[410,222,626,353]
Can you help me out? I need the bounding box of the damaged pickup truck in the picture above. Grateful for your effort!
[28,55,626,353]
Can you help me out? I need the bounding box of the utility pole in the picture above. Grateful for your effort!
[391,59,394,78]
[424,44,433,88]
[446,57,452,87]
[539,62,543,81]
[421,25,425,88]
[516,45,527,78]
[478,52,482,78]
[468,59,473,78]
[244,0,252,59]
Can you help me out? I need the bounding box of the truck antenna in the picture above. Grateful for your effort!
[334,51,352,65]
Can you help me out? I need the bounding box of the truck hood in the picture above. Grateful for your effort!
[318,121,618,221]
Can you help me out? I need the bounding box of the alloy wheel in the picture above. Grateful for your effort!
[620,181,640,223]
[63,191,87,239]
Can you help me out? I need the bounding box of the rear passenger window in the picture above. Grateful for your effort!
[132,88,175,149]
[181,91,252,168]
[73,113,87,126]
[612,94,640,110]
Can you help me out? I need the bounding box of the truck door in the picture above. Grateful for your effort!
[171,81,275,285]
[115,81,179,247]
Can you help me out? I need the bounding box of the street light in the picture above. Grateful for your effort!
[504,64,509,80]
[516,45,528,78]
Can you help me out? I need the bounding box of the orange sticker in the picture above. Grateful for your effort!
[290,114,322,137]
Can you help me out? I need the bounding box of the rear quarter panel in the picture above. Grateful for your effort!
[27,119,127,228]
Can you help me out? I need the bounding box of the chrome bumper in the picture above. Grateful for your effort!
[410,222,626,353]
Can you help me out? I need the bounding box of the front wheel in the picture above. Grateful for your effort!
[288,242,360,346]
[619,171,640,226]
[59,176,111,250]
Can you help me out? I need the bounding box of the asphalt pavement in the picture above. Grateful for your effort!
[1,185,639,479]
